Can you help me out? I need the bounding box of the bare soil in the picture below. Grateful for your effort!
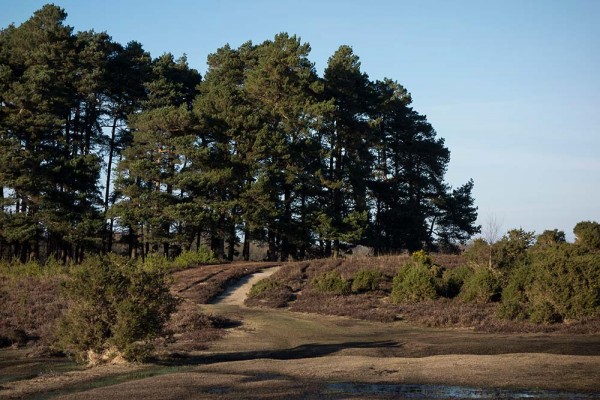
[1,262,599,399]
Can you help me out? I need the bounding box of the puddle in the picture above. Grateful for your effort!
[326,382,599,399]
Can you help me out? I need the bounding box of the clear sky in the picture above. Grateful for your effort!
[2,0,599,240]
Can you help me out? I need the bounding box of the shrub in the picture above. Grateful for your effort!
[249,278,281,298]
[55,255,179,363]
[497,264,533,320]
[530,301,562,324]
[441,265,474,298]
[463,238,490,267]
[391,263,438,303]
[459,267,501,303]
[411,250,433,266]
[246,278,293,308]
[311,270,351,295]
[351,269,383,293]
[529,246,600,321]
[172,247,218,269]
[573,221,600,251]
[495,229,535,269]
[0,257,71,278]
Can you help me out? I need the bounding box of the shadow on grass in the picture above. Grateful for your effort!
[159,340,403,366]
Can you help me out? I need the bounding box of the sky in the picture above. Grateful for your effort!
[2,0,599,241]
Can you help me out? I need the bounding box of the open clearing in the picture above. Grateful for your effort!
[2,263,600,399]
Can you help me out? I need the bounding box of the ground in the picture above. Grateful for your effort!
[1,263,599,399]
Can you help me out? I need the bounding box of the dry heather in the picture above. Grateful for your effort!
[0,262,275,351]
[0,275,67,347]
[245,255,600,334]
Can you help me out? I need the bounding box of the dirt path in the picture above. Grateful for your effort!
[2,264,600,399]
[213,266,281,306]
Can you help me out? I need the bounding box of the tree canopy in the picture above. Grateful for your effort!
[0,5,480,262]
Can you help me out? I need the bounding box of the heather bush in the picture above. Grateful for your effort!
[351,268,383,293]
[311,270,351,295]
[55,255,179,363]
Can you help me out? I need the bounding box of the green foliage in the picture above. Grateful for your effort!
[0,5,482,264]
[248,278,282,298]
[351,269,383,293]
[497,264,534,320]
[311,270,351,295]
[534,229,566,250]
[459,267,501,304]
[391,261,438,303]
[172,247,218,269]
[529,246,600,321]
[573,221,600,251]
[0,258,71,278]
[55,256,179,363]
[463,238,491,267]
[498,243,600,323]
[411,250,433,266]
[441,265,474,298]
[495,229,535,269]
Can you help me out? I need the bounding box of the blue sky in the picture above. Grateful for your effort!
[2,0,599,240]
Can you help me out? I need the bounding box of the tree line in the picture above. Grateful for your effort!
[0,5,479,263]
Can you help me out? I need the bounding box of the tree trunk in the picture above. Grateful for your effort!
[103,116,118,252]
[332,239,340,259]
[242,224,250,261]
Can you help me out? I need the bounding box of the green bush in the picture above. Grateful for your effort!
[497,243,600,323]
[459,267,501,303]
[55,255,179,363]
[497,264,533,320]
[138,247,217,272]
[172,247,217,269]
[0,257,71,278]
[411,250,433,267]
[391,263,438,303]
[573,221,600,251]
[441,265,474,298]
[249,278,281,298]
[529,247,600,321]
[530,301,562,324]
[311,270,351,295]
[351,269,383,293]
[463,238,490,267]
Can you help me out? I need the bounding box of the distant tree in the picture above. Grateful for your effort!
[433,179,480,252]
[0,5,103,262]
[495,228,535,269]
[319,45,373,257]
[573,221,600,251]
[534,229,566,249]
[112,54,201,259]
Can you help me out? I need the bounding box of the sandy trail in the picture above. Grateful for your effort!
[213,266,281,306]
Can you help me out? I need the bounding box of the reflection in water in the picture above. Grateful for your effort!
[326,382,599,399]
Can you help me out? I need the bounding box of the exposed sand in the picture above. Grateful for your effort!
[213,266,281,306]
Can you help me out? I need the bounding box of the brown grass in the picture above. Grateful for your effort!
[0,275,67,347]
[0,262,276,351]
